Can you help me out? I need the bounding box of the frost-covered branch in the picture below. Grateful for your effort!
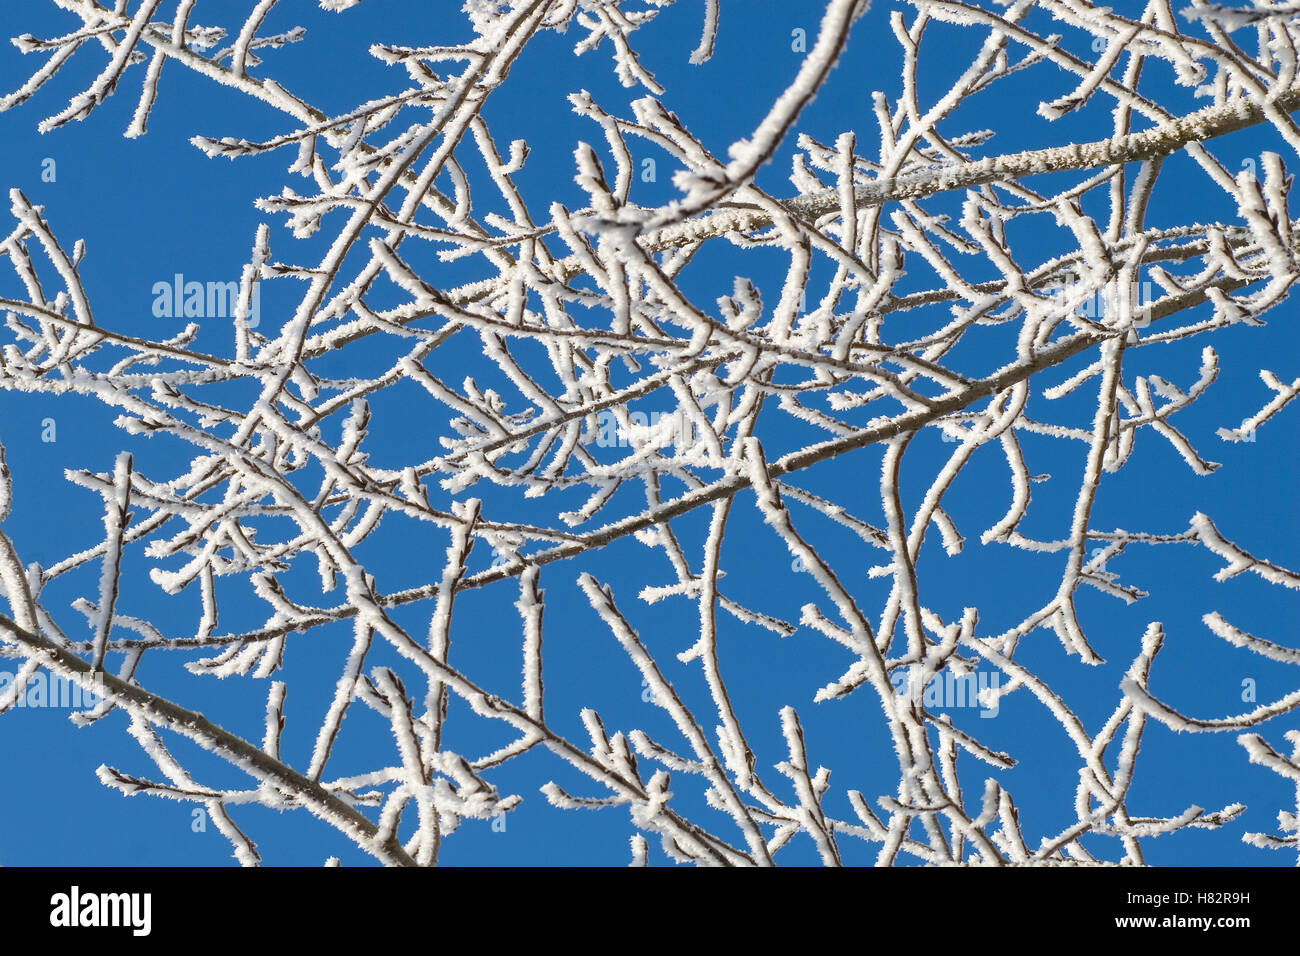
[0,0,1297,865]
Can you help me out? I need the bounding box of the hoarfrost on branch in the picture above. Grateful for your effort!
[0,0,1298,865]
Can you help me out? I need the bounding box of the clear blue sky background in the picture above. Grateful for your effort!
[0,0,1296,866]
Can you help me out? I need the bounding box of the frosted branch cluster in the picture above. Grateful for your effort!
[0,0,1298,865]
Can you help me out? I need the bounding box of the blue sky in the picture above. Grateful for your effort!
[0,0,1296,866]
